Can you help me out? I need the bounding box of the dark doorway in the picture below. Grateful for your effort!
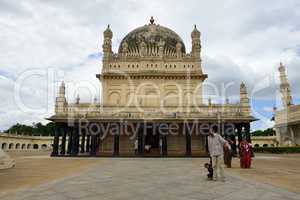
[144,126,160,156]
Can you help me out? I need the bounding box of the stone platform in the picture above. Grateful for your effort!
[1,158,299,200]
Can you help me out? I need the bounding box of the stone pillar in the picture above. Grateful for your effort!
[244,123,251,143]
[96,133,101,153]
[236,124,242,153]
[275,127,282,147]
[113,131,120,156]
[205,135,209,154]
[185,123,192,156]
[72,125,79,156]
[67,127,73,155]
[60,125,67,155]
[51,125,60,156]
[244,122,254,157]
[138,123,144,156]
[86,134,91,153]
[289,127,295,145]
[223,122,229,137]
[162,134,168,156]
[80,130,86,154]
[90,134,96,156]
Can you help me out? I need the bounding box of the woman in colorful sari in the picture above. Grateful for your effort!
[239,139,252,168]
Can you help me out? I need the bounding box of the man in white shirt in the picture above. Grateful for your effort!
[207,128,231,181]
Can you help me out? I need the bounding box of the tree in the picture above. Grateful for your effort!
[5,122,57,136]
[251,128,275,136]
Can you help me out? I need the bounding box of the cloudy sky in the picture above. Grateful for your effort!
[1,0,300,131]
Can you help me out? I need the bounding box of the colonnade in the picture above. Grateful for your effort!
[51,122,251,157]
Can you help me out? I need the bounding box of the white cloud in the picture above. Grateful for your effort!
[0,0,300,130]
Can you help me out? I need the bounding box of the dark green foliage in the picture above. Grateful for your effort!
[251,128,276,136]
[4,122,56,136]
[253,147,300,154]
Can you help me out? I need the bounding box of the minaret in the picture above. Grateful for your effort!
[176,42,182,58]
[102,24,113,65]
[76,94,80,104]
[55,81,67,114]
[224,98,230,113]
[208,97,212,106]
[191,25,201,60]
[278,62,293,107]
[121,41,128,57]
[240,82,250,115]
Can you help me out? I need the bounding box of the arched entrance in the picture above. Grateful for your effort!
[143,123,162,156]
[15,143,21,149]
[9,143,14,149]
[1,143,7,150]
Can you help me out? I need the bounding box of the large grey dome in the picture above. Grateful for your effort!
[118,19,186,55]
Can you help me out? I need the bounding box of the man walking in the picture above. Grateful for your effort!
[207,127,230,181]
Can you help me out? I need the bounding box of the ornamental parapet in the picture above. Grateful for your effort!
[275,104,300,126]
[51,103,254,121]
[109,52,196,62]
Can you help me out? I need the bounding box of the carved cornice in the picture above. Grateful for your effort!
[96,72,207,81]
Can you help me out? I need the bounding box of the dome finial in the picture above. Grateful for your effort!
[76,94,80,104]
[279,61,285,71]
[191,24,200,38]
[150,16,155,24]
[104,24,113,38]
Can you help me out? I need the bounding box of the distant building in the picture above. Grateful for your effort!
[0,133,52,151]
[48,17,255,157]
[251,136,278,148]
[274,62,300,146]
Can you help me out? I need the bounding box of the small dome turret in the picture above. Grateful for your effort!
[104,24,113,38]
[191,25,200,38]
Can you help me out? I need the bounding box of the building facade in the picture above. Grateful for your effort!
[0,133,53,152]
[49,18,255,157]
[275,63,300,146]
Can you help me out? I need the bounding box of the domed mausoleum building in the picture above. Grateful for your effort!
[49,18,255,157]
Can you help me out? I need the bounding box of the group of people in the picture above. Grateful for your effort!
[205,129,252,181]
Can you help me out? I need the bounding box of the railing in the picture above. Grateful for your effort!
[0,133,53,140]
[58,104,250,119]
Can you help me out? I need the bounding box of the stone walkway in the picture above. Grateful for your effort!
[1,158,300,200]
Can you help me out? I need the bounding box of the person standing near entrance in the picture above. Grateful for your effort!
[159,137,163,155]
[223,139,233,168]
[134,139,138,155]
[208,128,230,181]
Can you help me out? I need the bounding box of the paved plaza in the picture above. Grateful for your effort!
[0,155,300,200]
